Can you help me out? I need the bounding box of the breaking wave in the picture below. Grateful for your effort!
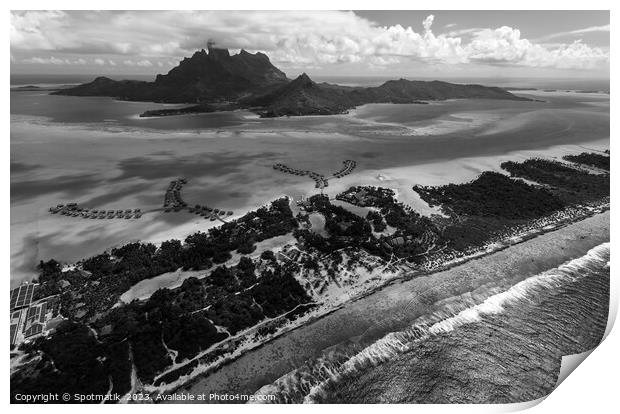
[251,242,610,404]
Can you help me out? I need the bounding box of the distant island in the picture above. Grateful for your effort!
[53,44,531,118]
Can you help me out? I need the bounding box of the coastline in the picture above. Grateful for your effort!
[308,242,610,404]
[139,203,609,399]
[185,209,609,400]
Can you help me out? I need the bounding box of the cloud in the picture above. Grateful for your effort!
[21,56,89,65]
[539,24,610,41]
[136,59,153,67]
[444,28,485,37]
[10,11,609,72]
[465,26,608,69]
[22,56,68,65]
[423,15,434,32]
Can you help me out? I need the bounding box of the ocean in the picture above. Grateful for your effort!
[253,243,610,403]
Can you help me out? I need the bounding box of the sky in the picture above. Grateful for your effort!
[10,10,610,79]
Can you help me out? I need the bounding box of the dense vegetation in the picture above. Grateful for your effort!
[294,194,373,253]
[501,158,609,203]
[11,322,112,403]
[367,210,387,232]
[336,187,440,261]
[563,152,610,171]
[413,171,565,220]
[19,242,310,393]
[413,160,609,250]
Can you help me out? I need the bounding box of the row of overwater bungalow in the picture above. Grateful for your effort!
[49,203,142,219]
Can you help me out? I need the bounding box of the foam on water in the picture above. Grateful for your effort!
[251,243,610,404]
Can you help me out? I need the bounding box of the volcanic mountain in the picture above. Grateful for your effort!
[53,45,288,103]
[243,74,527,117]
[54,46,531,117]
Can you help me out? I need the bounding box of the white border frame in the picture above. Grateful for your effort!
[4,2,617,412]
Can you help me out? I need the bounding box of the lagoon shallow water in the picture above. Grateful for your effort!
[10,86,609,286]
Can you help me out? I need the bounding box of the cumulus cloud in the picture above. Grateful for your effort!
[10,10,609,72]
[465,26,607,69]
[423,15,434,32]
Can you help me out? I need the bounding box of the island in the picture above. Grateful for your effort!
[53,44,532,118]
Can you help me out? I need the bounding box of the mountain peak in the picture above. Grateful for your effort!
[207,44,230,60]
[93,76,114,82]
[292,73,314,87]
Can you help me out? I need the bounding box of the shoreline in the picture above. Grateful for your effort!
[139,202,609,398]
[307,242,610,404]
[178,208,609,401]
